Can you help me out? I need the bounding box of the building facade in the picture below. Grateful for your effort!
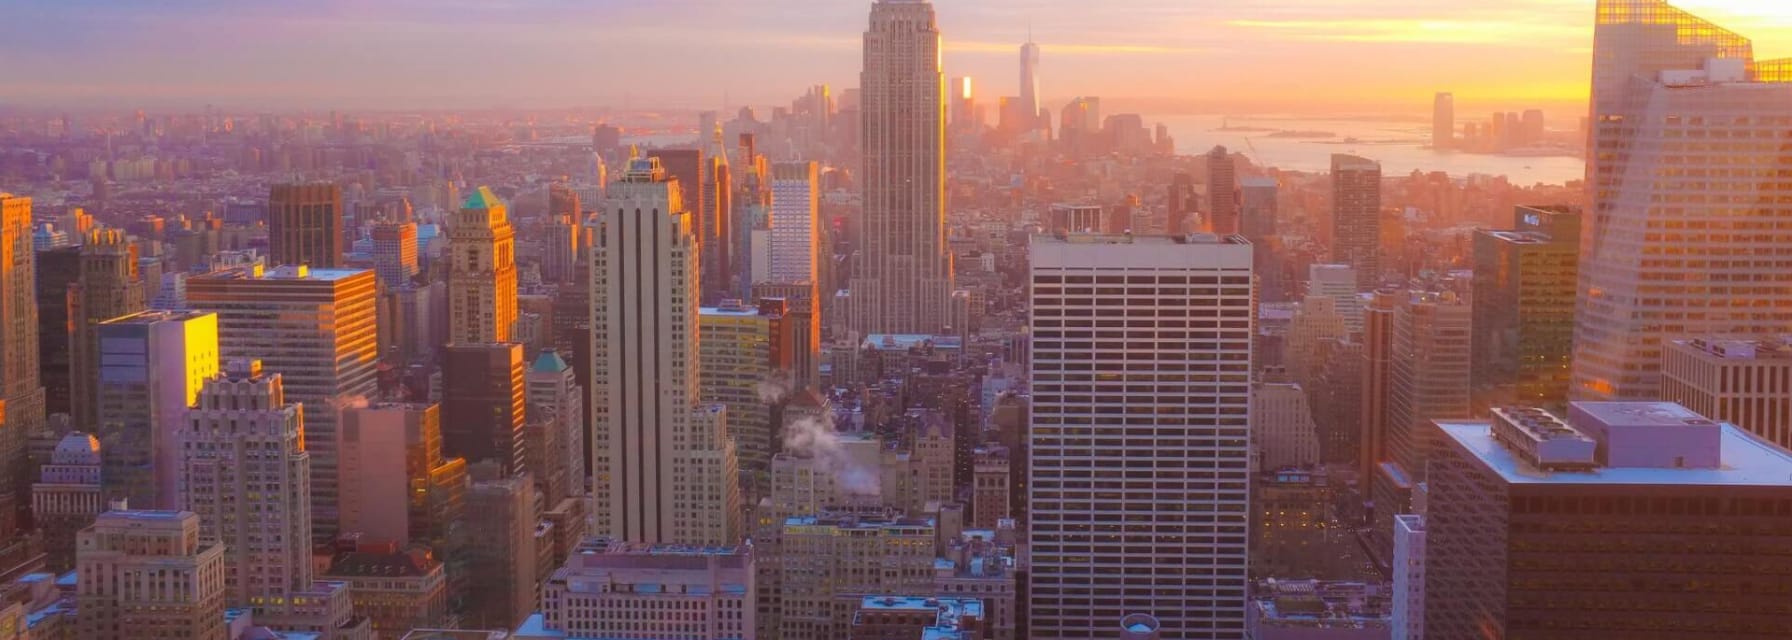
[269,183,345,268]
[76,510,228,640]
[175,360,311,609]
[339,402,467,550]
[699,301,790,500]
[529,541,755,640]
[1427,402,1792,638]
[768,161,820,286]
[187,265,380,541]
[1662,337,1792,450]
[69,228,146,432]
[589,157,741,545]
[1471,205,1579,409]
[92,310,219,511]
[1573,0,1792,401]
[372,221,420,289]
[442,343,526,475]
[777,513,936,640]
[32,432,104,572]
[1028,232,1254,640]
[851,0,954,336]
[464,474,537,631]
[1390,514,1424,640]
[447,187,519,345]
[1329,155,1381,290]
[0,194,45,539]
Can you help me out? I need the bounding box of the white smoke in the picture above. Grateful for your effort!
[782,414,880,498]
[757,372,795,404]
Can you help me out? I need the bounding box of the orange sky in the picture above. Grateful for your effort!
[0,1,1788,114]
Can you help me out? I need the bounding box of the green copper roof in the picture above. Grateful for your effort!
[462,186,502,211]
[531,349,569,373]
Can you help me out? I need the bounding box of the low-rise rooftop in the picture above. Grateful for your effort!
[1438,416,1792,486]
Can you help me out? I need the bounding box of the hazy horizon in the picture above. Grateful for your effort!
[2,0,1788,117]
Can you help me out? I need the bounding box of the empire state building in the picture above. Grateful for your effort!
[850,0,953,336]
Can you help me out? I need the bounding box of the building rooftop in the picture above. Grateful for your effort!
[1483,230,1559,245]
[863,334,963,351]
[530,349,570,373]
[324,550,439,578]
[1672,336,1792,360]
[699,305,763,317]
[193,265,371,282]
[400,631,510,640]
[785,513,934,531]
[1572,401,1713,430]
[1437,418,1792,486]
[1394,514,1424,534]
[1033,232,1249,246]
[97,309,215,325]
[856,596,984,635]
[570,539,747,558]
[462,187,502,211]
[1251,579,1389,629]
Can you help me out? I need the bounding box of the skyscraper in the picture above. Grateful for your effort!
[1020,37,1041,130]
[1028,232,1254,640]
[1167,172,1197,236]
[1206,146,1238,235]
[268,183,344,268]
[589,157,742,545]
[464,471,537,631]
[1574,0,1792,400]
[94,310,219,510]
[1375,290,1471,547]
[340,402,466,551]
[35,244,79,418]
[77,510,228,640]
[187,265,379,541]
[950,76,975,131]
[699,299,793,500]
[707,153,735,301]
[527,349,585,511]
[1330,154,1382,290]
[1307,263,1363,335]
[648,151,708,266]
[442,343,526,475]
[0,193,43,539]
[371,220,419,289]
[176,359,311,608]
[1472,206,1579,408]
[69,228,146,432]
[1431,92,1454,149]
[447,187,518,345]
[544,214,580,286]
[1427,403,1792,637]
[1358,290,1397,482]
[752,281,822,390]
[768,161,820,286]
[852,0,953,336]
[1239,177,1278,241]
[1240,177,1283,301]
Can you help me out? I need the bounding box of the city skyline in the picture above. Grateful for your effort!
[4,1,1789,113]
[4,0,1792,637]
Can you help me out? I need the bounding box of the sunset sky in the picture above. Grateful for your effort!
[3,0,1790,116]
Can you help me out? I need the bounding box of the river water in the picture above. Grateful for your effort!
[1160,114,1586,186]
